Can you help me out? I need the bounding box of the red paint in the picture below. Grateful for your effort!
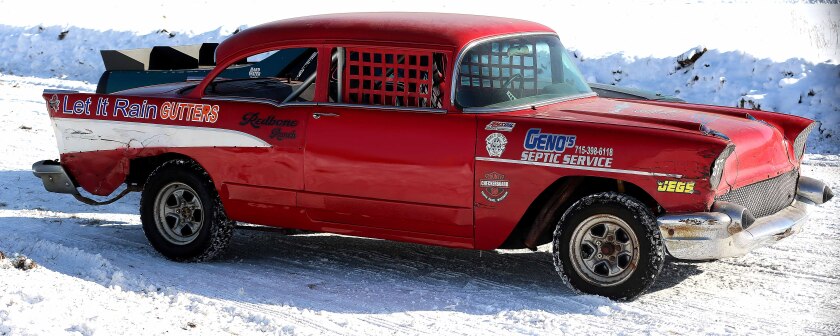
[42,13,815,250]
[301,104,476,238]
[212,13,552,64]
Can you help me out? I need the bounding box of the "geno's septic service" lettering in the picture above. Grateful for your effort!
[51,95,219,123]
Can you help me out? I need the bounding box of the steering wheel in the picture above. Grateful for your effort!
[502,73,523,101]
[502,73,523,89]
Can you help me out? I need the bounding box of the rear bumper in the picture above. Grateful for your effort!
[33,160,138,206]
[657,175,832,260]
[32,160,80,195]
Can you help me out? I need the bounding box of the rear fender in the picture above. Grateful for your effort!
[42,90,251,196]
[61,148,179,196]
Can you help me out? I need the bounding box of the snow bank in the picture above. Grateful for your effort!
[0,24,234,83]
[0,234,147,290]
[1,24,838,151]
[571,47,840,152]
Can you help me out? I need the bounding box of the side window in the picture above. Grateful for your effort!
[204,47,318,103]
[330,47,446,108]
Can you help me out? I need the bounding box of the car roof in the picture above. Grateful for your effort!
[215,12,554,64]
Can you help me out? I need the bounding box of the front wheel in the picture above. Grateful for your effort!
[552,192,664,301]
[140,159,234,261]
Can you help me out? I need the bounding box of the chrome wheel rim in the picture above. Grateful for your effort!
[569,214,640,287]
[154,182,204,245]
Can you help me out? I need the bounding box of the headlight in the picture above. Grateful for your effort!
[793,122,817,161]
[710,144,736,189]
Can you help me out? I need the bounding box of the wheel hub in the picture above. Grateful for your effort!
[568,214,641,287]
[600,242,617,255]
[154,182,204,245]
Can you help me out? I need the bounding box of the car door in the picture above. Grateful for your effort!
[300,47,476,238]
[196,47,319,226]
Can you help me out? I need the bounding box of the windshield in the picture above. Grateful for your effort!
[455,34,592,109]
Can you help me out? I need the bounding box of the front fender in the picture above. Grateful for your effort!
[473,116,727,249]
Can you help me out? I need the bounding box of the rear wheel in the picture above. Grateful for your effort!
[140,159,234,261]
[552,192,664,300]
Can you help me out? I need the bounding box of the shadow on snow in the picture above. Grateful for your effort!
[0,170,140,215]
[0,206,703,316]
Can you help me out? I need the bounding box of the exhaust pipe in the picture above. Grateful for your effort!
[712,201,755,229]
[797,176,834,205]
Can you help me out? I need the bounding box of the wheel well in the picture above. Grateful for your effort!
[125,153,197,188]
[498,176,661,250]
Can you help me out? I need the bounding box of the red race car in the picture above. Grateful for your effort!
[33,13,833,300]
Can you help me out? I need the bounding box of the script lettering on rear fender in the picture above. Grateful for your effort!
[239,112,298,128]
[239,112,299,141]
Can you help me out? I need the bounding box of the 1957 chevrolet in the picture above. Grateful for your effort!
[33,13,833,300]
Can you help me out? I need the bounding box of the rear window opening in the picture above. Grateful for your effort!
[203,47,319,103]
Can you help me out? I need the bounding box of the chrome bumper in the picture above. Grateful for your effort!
[657,175,832,260]
[32,160,80,194]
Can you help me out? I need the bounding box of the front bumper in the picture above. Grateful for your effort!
[657,175,833,260]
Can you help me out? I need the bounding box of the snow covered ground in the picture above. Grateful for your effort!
[2,73,840,336]
[2,1,840,334]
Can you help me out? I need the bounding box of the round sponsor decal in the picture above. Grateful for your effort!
[480,172,510,202]
[485,132,507,157]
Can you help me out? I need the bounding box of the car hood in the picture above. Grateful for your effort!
[516,97,796,190]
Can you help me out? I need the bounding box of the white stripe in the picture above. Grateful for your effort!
[52,118,270,154]
[475,157,683,178]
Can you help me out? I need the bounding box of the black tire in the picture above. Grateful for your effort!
[140,159,234,261]
[552,192,664,301]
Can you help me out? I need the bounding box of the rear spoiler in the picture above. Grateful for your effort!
[100,43,219,71]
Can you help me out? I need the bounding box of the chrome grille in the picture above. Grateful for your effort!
[716,170,799,218]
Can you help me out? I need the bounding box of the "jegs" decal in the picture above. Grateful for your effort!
[657,180,695,194]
